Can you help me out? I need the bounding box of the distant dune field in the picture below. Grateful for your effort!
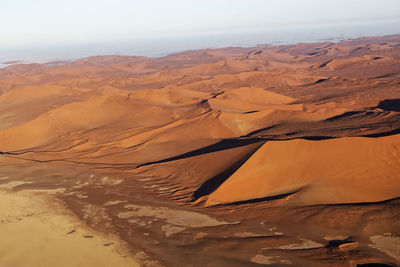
[0,35,400,266]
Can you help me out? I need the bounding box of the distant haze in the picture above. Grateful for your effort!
[1,0,399,64]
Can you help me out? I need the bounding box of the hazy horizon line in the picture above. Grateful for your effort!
[1,16,399,50]
[1,29,399,68]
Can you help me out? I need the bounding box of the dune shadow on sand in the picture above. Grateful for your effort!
[137,138,265,168]
[377,98,400,112]
[191,142,264,201]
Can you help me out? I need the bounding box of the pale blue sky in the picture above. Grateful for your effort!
[1,0,400,48]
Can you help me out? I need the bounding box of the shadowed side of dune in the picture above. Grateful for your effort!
[191,139,265,201]
[205,189,301,206]
[137,138,264,168]
[377,99,400,112]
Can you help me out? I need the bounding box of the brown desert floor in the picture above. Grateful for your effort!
[0,35,400,266]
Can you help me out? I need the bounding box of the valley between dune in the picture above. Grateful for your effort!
[1,35,400,266]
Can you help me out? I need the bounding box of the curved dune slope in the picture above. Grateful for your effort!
[208,87,295,112]
[0,93,176,152]
[206,134,400,206]
[0,86,238,166]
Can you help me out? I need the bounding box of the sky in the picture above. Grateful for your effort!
[1,0,400,48]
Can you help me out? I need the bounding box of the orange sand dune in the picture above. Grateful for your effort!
[206,134,400,206]
[1,35,400,267]
[0,92,174,152]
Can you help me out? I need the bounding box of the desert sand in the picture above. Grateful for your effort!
[0,188,139,267]
[206,134,400,206]
[0,35,400,266]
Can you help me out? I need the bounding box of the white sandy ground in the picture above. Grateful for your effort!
[0,189,139,267]
[263,239,324,250]
[117,204,235,237]
[369,234,400,262]
[250,254,292,265]
[0,181,32,189]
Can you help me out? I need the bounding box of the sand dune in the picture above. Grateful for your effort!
[206,134,400,206]
[0,35,400,266]
[208,87,295,113]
